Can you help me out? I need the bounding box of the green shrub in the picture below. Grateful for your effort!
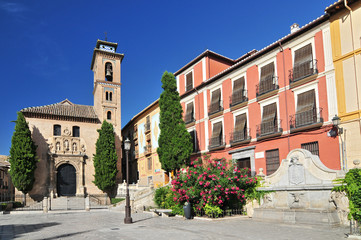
[333,168,361,222]
[204,204,223,218]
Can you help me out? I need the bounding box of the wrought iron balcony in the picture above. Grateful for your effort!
[144,122,151,133]
[184,114,195,124]
[186,83,193,92]
[134,149,139,159]
[146,133,151,142]
[229,90,248,107]
[256,119,282,137]
[289,107,323,130]
[208,135,225,150]
[208,101,223,116]
[256,75,279,97]
[289,59,318,84]
[230,128,251,144]
[144,144,152,155]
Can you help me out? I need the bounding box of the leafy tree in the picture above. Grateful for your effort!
[93,120,118,197]
[9,112,37,203]
[157,71,193,173]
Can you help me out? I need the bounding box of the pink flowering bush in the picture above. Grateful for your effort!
[171,155,258,212]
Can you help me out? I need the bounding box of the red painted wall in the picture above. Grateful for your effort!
[179,74,185,95]
[208,57,233,79]
[194,61,203,88]
[315,30,325,73]
[317,76,329,122]
[222,78,232,110]
[246,65,258,100]
[276,48,292,89]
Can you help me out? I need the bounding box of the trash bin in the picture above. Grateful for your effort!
[183,202,192,219]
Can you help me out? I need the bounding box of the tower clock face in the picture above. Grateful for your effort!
[99,44,115,53]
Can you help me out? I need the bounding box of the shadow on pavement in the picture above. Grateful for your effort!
[132,216,154,223]
[0,222,59,239]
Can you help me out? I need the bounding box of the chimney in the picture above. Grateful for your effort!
[290,23,300,34]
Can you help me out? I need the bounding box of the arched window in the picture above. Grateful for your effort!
[106,92,109,101]
[107,111,112,120]
[54,125,61,136]
[109,92,112,101]
[105,62,113,82]
[73,126,80,137]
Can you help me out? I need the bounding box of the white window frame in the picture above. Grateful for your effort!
[292,81,321,121]
[231,73,248,97]
[291,37,316,67]
[188,126,198,152]
[209,116,225,145]
[208,84,223,117]
[258,57,278,85]
[185,99,195,122]
[259,95,280,128]
[232,108,249,131]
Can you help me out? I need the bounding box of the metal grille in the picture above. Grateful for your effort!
[266,149,280,175]
[301,141,319,156]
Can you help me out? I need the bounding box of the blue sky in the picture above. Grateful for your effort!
[0,0,335,155]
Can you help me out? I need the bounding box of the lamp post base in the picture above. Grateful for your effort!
[124,217,133,224]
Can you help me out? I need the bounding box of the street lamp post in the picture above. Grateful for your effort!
[124,138,132,224]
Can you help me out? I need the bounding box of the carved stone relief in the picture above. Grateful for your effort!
[288,156,305,185]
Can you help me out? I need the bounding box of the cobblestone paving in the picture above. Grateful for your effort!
[0,210,349,239]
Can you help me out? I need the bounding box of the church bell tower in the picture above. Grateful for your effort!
[91,39,123,135]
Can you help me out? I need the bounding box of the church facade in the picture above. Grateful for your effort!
[20,40,123,199]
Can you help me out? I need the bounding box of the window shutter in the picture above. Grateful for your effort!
[233,77,245,92]
[235,113,247,131]
[262,103,277,123]
[186,72,193,90]
[260,62,275,82]
[294,44,313,65]
[297,90,316,112]
[212,122,222,139]
[211,89,221,104]
[185,102,194,122]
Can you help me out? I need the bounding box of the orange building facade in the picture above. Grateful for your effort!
[175,14,341,175]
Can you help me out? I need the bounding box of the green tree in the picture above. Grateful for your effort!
[157,71,193,173]
[93,120,118,197]
[9,112,37,204]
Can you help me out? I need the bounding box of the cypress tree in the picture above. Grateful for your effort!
[93,120,118,196]
[157,71,193,173]
[9,112,38,201]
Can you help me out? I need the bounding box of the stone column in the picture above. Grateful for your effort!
[43,197,48,213]
[85,196,90,211]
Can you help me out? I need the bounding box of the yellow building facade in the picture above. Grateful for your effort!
[122,100,169,187]
[327,0,361,169]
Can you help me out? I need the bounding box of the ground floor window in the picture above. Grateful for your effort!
[265,149,280,175]
[301,141,319,156]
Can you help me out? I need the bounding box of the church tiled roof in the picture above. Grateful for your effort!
[21,99,99,122]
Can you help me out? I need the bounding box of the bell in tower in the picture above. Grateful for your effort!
[105,62,113,81]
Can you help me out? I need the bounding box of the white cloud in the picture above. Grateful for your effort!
[0,2,27,14]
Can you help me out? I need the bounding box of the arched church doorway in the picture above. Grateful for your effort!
[57,164,76,196]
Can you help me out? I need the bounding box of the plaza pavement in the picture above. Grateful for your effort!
[0,209,349,240]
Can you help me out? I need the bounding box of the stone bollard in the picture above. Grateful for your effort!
[43,197,48,213]
[85,196,90,211]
